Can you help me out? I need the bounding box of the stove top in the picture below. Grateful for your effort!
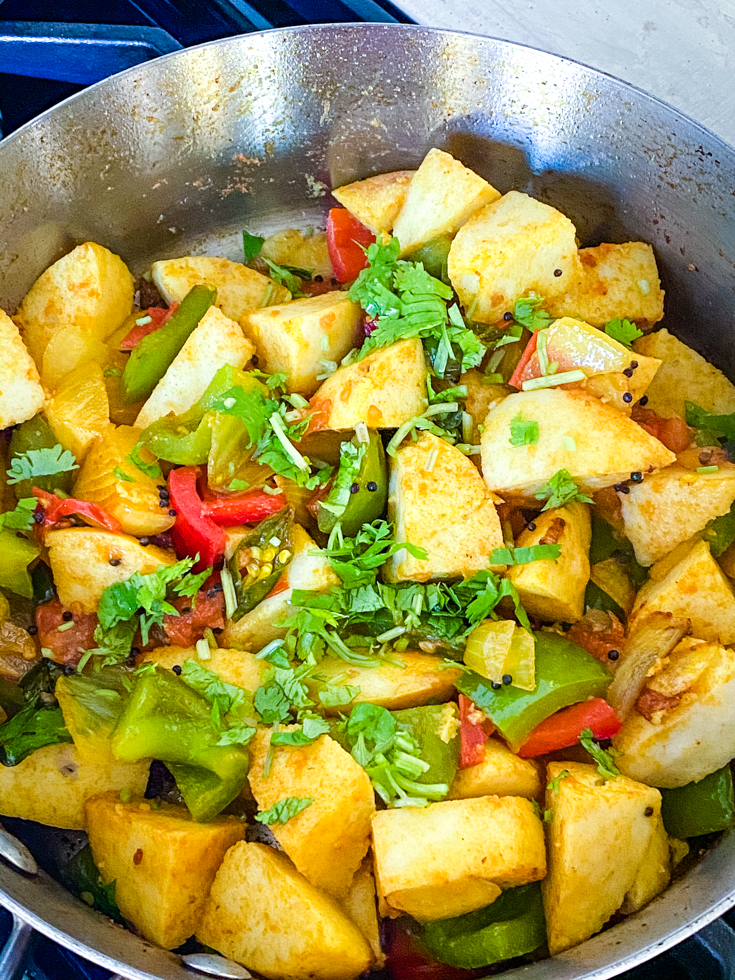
[0,3,734,979]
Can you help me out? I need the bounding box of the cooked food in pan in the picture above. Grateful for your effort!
[1,146,733,979]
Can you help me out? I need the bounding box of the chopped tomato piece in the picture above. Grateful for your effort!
[326,208,374,283]
[162,590,225,646]
[631,405,693,453]
[168,467,226,571]
[517,697,621,757]
[33,488,121,535]
[200,484,287,526]
[36,600,98,668]
[508,330,539,389]
[299,277,339,297]
[120,303,179,349]
[567,614,625,666]
[636,688,682,722]
[458,693,492,769]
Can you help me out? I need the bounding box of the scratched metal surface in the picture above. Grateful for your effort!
[0,23,735,980]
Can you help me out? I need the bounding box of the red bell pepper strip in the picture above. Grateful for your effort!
[508,331,538,390]
[168,467,226,571]
[517,697,622,758]
[200,485,287,527]
[326,208,375,283]
[458,693,491,769]
[120,303,179,349]
[33,488,122,534]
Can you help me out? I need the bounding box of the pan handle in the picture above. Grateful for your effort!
[0,913,34,980]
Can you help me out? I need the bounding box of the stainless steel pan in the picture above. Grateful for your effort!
[1,22,735,980]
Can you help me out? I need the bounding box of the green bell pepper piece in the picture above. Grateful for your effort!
[661,765,735,838]
[584,580,625,619]
[228,509,294,621]
[317,429,388,536]
[55,667,129,749]
[139,364,266,465]
[140,410,215,466]
[392,703,460,791]
[410,235,452,284]
[456,631,612,752]
[418,882,546,969]
[122,284,217,403]
[8,416,74,500]
[0,529,40,598]
[0,701,72,766]
[61,844,122,923]
[110,668,249,821]
[31,561,56,605]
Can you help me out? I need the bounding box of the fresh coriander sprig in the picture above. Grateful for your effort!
[579,728,621,778]
[348,237,485,377]
[604,317,643,349]
[343,703,448,807]
[78,558,213,669]
[242,229,265,263]
[0,497,38,533]
[512,295,552,332]
[7,445,78,485]
[535,469,593,511]
[255,796,313,825]
[490,544,561,565]
[509,413,539,447]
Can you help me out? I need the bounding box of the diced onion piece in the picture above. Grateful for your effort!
[508,627,536,691]
[464,620,516,683]
[563,435,577,452]
[195,638,211,660]
[606,612,689,719]
[637,279,650,295]
[355,422,369,444]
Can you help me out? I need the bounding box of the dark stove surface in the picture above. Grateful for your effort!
[1,2,734,979]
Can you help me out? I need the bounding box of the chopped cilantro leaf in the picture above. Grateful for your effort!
[7,445,78,485]
[685,402,735,441]
[318,683,361,708]
[547,769,570,794]
[509,413,539,447]
[254,796,313,825]
[173,565,212,599]
[490,544,561,565]
[512,296,552,333]
[216,724,256,747]
[254,665,313,725]
[270,715,330,746]
[242,230,265,263]
[126,443,163,482]
[262,258,309,297]
[579,728,621,778]
[604,317,643,349]
[113,466,135,483]
[535,469,593,511]
[0,497,38,532]
[181,659,248,718]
